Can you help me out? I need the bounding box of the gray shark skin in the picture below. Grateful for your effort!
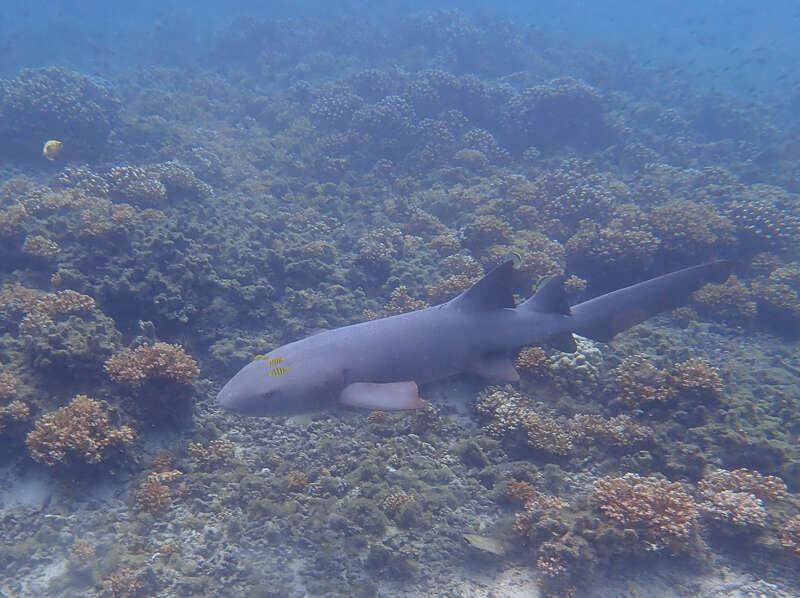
[217,260,733,416]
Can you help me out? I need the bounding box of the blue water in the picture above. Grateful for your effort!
[1,2,799,597]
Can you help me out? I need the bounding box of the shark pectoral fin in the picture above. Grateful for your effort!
[469,354,520,382]
[338,381,424,410]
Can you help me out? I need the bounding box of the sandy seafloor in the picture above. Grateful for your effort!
[2,5,800,598]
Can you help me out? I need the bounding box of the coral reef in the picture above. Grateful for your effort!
[26,395,135,466]
[502,77,611,152]
[287,470,310,492]
[381,490,416,517]
[671,358,724,396]
[696,468,787,532]
[0,372,20,398]
[781,516,800,554]
[566,216,660,274]
[474,385,650,455]
[589,473,697,551]
[693,275,757,323]
[68,539,96,567]
[105,342,200,386]
[611,354,676,406]
[0,399,30,433]
[1,10,799,598]
[188,439,234,469]
[0,67,120,161]
[2,287,123,372]
[549,336,603,397]
[137,469,183,514]
[515,347,552,379]
[21,235,61,258]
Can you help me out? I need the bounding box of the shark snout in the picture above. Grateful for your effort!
[215,384,235,411]
[216,360,271,415]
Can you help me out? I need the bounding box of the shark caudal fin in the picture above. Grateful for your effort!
[569,261,734,342]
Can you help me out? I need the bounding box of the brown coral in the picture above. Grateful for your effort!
[0,283,40,317]
[750,276,800,320]
[188,439,234,469]
[612,355,675,406]
[521,411,573,455]
[104,567,141,598]
[566,216,659,272]
[0,372,19,398]
[568,414,651,447]
[780,515,800,554]
[0,399,31,433]
[474,386,574,455]
[69,539,96,566]
[137,470,183,514]
[287,470,310,492]
[670,358,723,396]
[590,473,697,550]
[35,289,96,316]
[698,467,786,501]
[365,285,428,320]
[506,478,538,505]
[649,200,735,255]
[26,395,135,465]
[693,276,757,322]
[381,490,415,516]
[105,342,200,386]
[21,234,61,258]
[515,347,552,379]
[697,490,768,528]
[426,274,478,304]
[460,215,513,248]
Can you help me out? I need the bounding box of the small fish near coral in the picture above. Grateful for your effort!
[42,139,63,160]
[217,260,733,417]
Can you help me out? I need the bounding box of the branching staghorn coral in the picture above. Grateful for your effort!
[474,386,650,454]
[188,439,235,469]
[589,473,697,551]
[780,515,800,554]
[26,395,135,465]
[105,342,200,386]
[693,276,757,322]
[696,467,786,529]
[137,469,183,514]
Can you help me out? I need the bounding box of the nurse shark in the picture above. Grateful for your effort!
[217,260,732,416]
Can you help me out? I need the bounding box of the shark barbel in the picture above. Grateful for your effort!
[217,260,733,416]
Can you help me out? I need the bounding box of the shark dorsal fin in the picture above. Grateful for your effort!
[449,259,516,311]
[520,276,571,315]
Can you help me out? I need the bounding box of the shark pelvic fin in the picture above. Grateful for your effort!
[338,381,424,410]
[449,259,516,311]
[469,354,520,381]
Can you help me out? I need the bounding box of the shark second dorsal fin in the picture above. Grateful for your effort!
[448,259,516,311]
[519,276,571,315]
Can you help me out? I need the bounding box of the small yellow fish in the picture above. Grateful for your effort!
[42,140,63,160]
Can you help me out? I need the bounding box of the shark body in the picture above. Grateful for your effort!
[217,260,732,416]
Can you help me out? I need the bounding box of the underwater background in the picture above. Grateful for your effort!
[1,1,800,596]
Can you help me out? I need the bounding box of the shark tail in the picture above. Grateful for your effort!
[568,261,734,342]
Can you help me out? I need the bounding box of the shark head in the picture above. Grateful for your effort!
[216,348,341,416]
